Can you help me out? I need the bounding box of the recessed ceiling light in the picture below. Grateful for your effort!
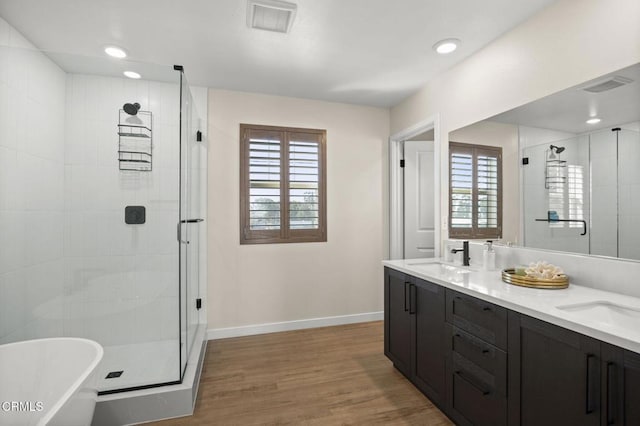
[123,71,141,79]
[433,38,460,55]
[586,118,601,124]
[104,46,127,59]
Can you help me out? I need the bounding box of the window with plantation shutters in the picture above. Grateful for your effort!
[240,124,327,244]
[449,142,502,239]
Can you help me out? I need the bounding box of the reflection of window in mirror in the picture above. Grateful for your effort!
[449,142,502,239]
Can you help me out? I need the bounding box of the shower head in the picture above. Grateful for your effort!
[123,102,141,116]
[550,145,565,154]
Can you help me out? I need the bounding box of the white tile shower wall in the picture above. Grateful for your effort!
[0,17,66,344]
[63,74,183,347]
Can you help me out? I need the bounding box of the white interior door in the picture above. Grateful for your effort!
[404,140,435,259]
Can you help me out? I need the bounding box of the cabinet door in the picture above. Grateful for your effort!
[412,278,446,406]
[601,344,640,425]
[621,350,640,425]
[508,312,601,426]
[384,267,412,377]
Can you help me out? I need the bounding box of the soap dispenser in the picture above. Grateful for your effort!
[483,240,496,271]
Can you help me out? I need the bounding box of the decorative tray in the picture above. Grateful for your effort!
[501,268,569,289]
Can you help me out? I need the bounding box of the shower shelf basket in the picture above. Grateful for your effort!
[117,109,153,171]
[544,159,566,189]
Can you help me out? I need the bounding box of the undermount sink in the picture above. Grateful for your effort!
[407,261,473,276]
[556,301,640,328]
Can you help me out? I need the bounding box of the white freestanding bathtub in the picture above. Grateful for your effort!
[0,338,103,426]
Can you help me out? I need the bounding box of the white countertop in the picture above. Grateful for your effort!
[383,258,640,353]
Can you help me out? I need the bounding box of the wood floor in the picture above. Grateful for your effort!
[150,321,452,425]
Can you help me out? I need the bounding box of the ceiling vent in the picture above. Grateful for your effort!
[247,0,297,33]
[582,76,634,93]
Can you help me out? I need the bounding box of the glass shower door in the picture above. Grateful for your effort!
[178,69,202,377]
[615,128,640,260]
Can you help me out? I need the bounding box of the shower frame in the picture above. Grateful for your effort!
[98,65,203,395]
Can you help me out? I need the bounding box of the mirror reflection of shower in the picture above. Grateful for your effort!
[123,102,143,124]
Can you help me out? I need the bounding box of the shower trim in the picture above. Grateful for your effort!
[98,380,181,396]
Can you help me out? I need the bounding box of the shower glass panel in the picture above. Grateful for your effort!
[523,126,640,261]
[177,69,203,377]
[184,73,203,369]
[0,43,204,394]
[615,128,640,259]
[589,128,618,257]
[522,135,590,254]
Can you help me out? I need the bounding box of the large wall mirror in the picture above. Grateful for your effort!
[449,62,640,261]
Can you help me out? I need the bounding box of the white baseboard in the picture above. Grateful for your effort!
[206,311,383,340]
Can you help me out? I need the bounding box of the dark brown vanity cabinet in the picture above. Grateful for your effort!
[384,268,640,425]
[384,267,446,407]
[445,289,508,426]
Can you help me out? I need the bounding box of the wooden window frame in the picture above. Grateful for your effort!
[240,123,327,244]
[448,141,502,240]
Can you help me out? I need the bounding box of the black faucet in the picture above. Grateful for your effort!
[451,241,470,266]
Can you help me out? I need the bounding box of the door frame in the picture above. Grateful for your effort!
[389,114,441,260]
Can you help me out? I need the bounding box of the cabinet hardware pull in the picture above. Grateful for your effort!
[409,284,416,315]
[404,281,410,312]
[585,354,598,414]
[455,370,490,396]
[607,362,616,424]
[453,333,491,356]
[454,295,493,314]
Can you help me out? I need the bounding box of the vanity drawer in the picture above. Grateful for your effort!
[446,289,507,350]
[448,351,507,426]
[448,325,507,382]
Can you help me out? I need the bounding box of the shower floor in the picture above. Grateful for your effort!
[98,339,180,393]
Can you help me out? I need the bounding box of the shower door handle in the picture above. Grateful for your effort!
[177,219,203,244]
[177,222,189,244]
[180,218,204,223]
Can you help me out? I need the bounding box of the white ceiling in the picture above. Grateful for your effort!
[491,62,640,134]
[0,0,556,107]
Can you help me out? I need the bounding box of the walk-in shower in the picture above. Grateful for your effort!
[523,125,640,260]
[0,33,207,404]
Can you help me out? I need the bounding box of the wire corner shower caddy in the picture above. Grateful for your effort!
[117,107,153,171]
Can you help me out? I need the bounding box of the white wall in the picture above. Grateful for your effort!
[390,0,640,253]
[208,89,389,331]
[449,121,519,244]
[0,17,66,344]
[518,126,576,149]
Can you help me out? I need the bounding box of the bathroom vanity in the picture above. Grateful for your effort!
[383,259,640,426]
